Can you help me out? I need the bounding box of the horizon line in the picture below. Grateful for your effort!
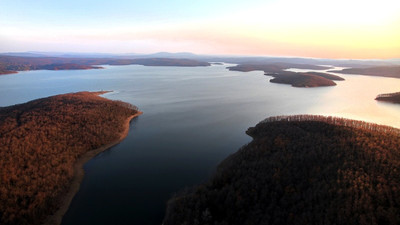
[1,51,400,61]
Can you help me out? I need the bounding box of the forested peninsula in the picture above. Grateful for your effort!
[375,92,400,104]
[329,66,400,79]
[0,91,141,225]
[228,63,344,87]
[164,115,400,225]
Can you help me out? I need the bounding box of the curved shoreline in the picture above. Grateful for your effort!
[42,111,143,225]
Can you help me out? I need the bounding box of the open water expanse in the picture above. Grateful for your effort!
[0,64,399,224]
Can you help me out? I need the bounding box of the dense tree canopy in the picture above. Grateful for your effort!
[227,64,343,87]
[0,55,210,74]
[376,92,400,104]
[164,115,400,225]
[0,91,139,225]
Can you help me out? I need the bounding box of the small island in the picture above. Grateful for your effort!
[228,63,344,87]
[0,91,141,225]
[267,71,339,87]
[375,92,400,104]
[329,66,400,79]
[163,115,400,225]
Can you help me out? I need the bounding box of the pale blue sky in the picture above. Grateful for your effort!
[1,0,269,27]
[1,0,399,58]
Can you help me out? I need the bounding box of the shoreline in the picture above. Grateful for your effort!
[42,111,143,225]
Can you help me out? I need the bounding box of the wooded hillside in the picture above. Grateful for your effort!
[0,91,139,225]
[164,115,400,225]
[375,92,400,104]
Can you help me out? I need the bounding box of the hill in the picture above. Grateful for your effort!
[164,115,400,225]
[0,92,140,225]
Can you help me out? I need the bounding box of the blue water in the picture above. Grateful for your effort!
[0,64,399,225]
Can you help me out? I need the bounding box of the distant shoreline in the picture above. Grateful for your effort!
[42,111,143,225]
[0,55,211,75]
[375,92,400,104]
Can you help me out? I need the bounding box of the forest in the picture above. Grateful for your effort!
[228,63,344,87]
[375,92,400,104]
[0,92,139,225]
[0,55,210,75]
[268,71,337,87]
[163,115,400,225]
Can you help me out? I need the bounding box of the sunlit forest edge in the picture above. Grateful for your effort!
[164,115,400,225]
[0,91,139,225]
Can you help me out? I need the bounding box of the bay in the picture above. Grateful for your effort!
[0,63,399,225]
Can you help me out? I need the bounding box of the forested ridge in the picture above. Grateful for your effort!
[375,92,400,104]
[164,115,400,225]
[329,66,400,79]
[0,91,139,225]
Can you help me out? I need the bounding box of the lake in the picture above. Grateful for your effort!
[0,64,399,225]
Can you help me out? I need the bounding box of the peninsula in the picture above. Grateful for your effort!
[228,63,344,87]
[375,92,400,104]
[329,66,400,79]
[0,91,141,225]
[164,115,400,225]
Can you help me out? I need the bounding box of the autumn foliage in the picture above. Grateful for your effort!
[164,115,400,225]
[0,91,138,225]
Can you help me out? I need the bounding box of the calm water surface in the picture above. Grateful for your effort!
[0,64,399,225]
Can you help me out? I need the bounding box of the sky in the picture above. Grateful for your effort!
[0,0,399,59]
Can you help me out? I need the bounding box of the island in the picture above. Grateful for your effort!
[0,91,141,225]
[0,55,211,75]
[329,66,400,79]
[267,71,339,87]
[163,115,400,225]
[375,92,400,104]
[228,63,344,87]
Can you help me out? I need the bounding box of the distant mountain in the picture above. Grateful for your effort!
[141,52,199,58]
[1,52,50,57]
[0,51,200,59]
